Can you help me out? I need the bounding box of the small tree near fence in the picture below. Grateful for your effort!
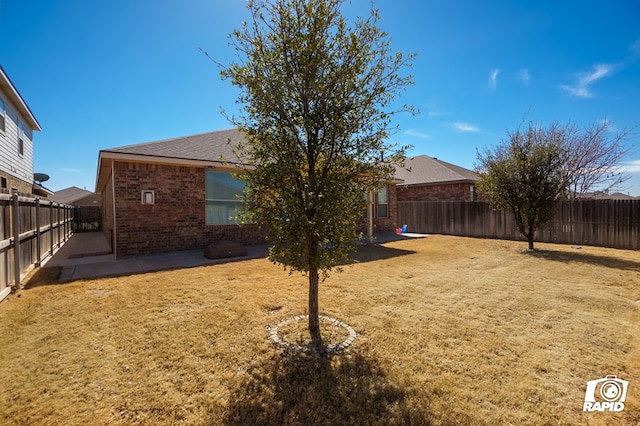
[476,122,569,250]
[476,117,637,250]
[220,0,414,346]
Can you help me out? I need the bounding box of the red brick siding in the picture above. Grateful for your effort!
[375,184,398,232]
[109,161,399,257]
[112,161,264,258]
[396,183,475,202]
[356,184,399,234]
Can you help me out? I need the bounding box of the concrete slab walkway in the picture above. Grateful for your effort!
[40,231,426,282]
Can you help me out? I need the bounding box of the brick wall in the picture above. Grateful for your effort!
[356,184,399,235]
[109,160,401,257]
[396,182,475,202]
[112,161,265,258]
[375,184,398,233]
[0,173,33,195]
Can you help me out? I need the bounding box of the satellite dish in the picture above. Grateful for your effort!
[34,173,50,183]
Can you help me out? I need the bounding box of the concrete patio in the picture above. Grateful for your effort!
[40,231,426,281]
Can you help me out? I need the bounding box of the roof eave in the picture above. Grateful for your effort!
[95,151,253,194]
[0,66,42,131]
[397,178,477,188]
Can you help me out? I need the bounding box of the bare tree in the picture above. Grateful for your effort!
[562,119,636,198]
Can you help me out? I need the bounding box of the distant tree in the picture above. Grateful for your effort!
[476,123,569,250]
[220,0,414,345]
[562,119,635,198]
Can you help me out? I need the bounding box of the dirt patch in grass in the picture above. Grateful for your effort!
[0,235,638,425]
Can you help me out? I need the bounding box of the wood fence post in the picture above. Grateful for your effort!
[36,198,41,267]
[12,193,20,290]
[49,200,54,256]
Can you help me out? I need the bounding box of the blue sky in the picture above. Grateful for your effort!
[1,0,639,195]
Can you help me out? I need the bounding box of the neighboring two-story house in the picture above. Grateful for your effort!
[0,65,42,195]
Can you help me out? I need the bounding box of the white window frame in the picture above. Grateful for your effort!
[377,185,388,218]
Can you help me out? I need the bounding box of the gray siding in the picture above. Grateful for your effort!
[0,92,34,187]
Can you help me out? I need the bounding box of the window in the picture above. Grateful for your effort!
[205,170,244,225]
[0,98,5,133]
[362,187,390,219]
[377,185,388,218]
[17,120,24,156]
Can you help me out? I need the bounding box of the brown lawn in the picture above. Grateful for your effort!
[0,235,639,425]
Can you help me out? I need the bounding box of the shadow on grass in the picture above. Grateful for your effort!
[524,249,640,272]
[221,351,429,425]
[22,267,62,289]
[351,244,417,264]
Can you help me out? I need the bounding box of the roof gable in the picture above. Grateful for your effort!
[52,186,94,204]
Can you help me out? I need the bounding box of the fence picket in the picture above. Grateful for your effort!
[0,194,73,302]
[398,200,639,250]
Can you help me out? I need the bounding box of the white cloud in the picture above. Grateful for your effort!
[59,168,80,173]
[453,122,480,132]
[560,63,613,98]
[629,37,640,52]
[517,68,531,86]
[622,159,640,173]
[488,69,499,91]
[404,129,430,139]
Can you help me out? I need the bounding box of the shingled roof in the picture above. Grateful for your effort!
[101,128,245,164]
[52,186,94,204]
[394,155,478,186]
[97,129,477,193]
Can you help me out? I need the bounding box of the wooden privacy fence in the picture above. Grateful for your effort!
[398,199,639,250]
[0,194,74,302]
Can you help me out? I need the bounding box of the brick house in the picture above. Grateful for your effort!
[0,65,47,196]
[394,155,479,202]
[95,128,398,258]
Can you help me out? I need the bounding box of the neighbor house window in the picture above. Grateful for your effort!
[0,98,5,133]
[205,170,244,225]
[17,120,24,156]
[377,185,388,218]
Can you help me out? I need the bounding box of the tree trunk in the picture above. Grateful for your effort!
[308,268,321,345]
[527,226,535,250]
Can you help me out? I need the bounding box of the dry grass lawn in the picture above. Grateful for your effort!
[0,235,639,425]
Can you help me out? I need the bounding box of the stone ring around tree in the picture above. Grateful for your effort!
[269,315,357,354]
